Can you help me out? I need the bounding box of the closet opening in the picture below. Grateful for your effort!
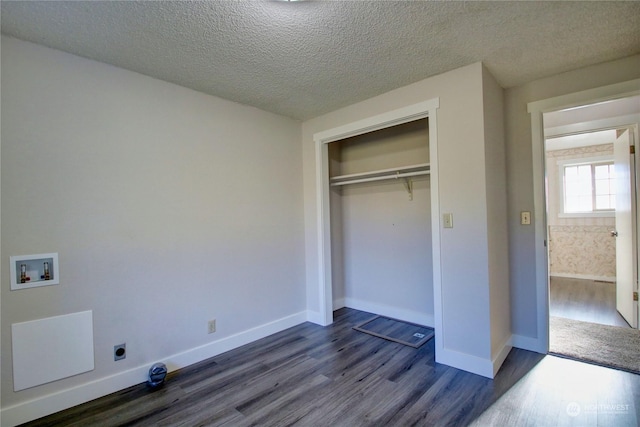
[313,98,441,332]
[328,118,434,326]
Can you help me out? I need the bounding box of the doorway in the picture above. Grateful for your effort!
[544,108,638,329]
[533,90,640,371]
[528,81,640,355]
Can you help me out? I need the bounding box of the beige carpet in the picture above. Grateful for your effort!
[549,316,640,374]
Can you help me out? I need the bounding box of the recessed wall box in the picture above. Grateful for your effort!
[10,253,59,290]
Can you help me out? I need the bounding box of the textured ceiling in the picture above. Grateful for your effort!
[2,1,640,121]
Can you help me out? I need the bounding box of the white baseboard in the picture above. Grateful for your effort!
[510,333,547,354]
[435,347,495,379]
[550,273,615,283]
[342,297,434,327]
[309,299,433,328]
[492,338,512,377]
[1,311,308,427]
[435,337,512,380]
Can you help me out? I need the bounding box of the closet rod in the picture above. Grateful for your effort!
[330,170,430,186]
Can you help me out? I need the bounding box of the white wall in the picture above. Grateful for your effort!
[1,36,305,421]
[505,54,640,346]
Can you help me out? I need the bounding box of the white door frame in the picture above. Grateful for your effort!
[528,79,640,352]
[313,98,441,326]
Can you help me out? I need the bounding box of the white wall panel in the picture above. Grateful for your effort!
[12,311,94,391]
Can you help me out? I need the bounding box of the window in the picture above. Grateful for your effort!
[562,160,615,214]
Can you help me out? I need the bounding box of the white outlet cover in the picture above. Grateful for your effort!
[443,213,453,228]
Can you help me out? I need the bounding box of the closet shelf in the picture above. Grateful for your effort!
[330,163,430,187]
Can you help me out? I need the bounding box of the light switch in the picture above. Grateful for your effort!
[443,213,453,228]
[521,211,531,225]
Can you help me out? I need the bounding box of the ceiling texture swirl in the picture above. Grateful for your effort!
[2,1,639,120]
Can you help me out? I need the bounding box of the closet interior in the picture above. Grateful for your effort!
[328,118,434,326]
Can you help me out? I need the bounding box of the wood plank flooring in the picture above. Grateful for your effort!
[21,308,640,426]
[471,354,640,427]
[550,276,630,327]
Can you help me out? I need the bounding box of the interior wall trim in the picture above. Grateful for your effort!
[435,347,495,379]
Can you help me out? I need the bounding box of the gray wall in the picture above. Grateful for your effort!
[505,54,640,342]
[302,63,510,376]
[482,65,511,359]
[1,37,305,409]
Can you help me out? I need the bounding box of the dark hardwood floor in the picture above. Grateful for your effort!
[550,276,630,327]
[21,308,640,426]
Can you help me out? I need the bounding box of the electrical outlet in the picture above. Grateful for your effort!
[208,319,216,334]
[114,343,126,361]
